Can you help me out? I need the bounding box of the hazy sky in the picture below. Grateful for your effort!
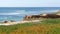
[0,0,60,7]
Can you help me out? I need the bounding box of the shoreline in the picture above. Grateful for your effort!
[0,20,40,26]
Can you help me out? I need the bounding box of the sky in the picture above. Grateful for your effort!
[0,0,60,7]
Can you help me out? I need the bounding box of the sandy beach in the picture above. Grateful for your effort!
[0,20,40,26]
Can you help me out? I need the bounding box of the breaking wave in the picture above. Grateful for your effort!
[0,13,21,15]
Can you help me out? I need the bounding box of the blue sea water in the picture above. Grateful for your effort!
[0,7,60,22]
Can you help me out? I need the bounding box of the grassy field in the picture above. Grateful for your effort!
[0,18,60,34]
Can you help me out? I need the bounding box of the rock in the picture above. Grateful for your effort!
[3,21,8,23]
[40,14,60,18]
[23,15,41,20]
[23,13,60,20]
[10,20,15,22]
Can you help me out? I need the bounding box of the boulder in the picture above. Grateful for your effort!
[3,21,8,23]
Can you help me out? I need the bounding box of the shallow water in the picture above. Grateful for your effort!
[0,7,60,22]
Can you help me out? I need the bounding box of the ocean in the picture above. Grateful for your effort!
[0,7,60,22]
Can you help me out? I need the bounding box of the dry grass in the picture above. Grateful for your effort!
[10,23,60,34]
[0,18,60,34]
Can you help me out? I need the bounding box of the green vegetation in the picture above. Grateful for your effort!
[0,18,60,34]
[0,24,20,34]
[41,18,60,24]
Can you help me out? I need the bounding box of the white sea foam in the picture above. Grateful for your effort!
[0,13,20,15]
[0,10,26,15]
